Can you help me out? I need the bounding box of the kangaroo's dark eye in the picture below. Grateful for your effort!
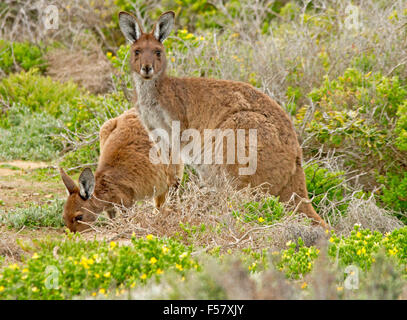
[74,215,83,222]
[155,51,161,57]
[134,50,141,56]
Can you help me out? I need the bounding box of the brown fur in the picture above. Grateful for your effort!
[118,11,327,228]
[60,109,183,232]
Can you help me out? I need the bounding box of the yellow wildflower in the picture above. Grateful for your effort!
[175,264,183,271]
[32,287,38,292]
[9,264,19,270]
[179,252,188,259]
[162,246,169,254]
[258,217,265,223]
[110,241,117,249]
[92,292,97,297]
[107,52,112,57]
[337,286,344,292]
[301,282,308,289]
[99,288,106,295]
[150,257,158,264]
[140,273,147,280]
[32,253,39,259]
[146,234,154,241]
[156,268,163,275]
[104,272,111,278]
[0,286,4,292]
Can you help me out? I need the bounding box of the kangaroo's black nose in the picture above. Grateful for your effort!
[142,65,153,74]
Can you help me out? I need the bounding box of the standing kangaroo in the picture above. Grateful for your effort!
[118,11,327,227]
[60,109,183,232]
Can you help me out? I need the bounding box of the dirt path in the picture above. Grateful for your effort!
[0,161,66,211]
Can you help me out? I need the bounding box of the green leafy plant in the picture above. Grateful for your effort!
[0,70,84,117]
[232,196,286,225]
[0,104,62,161]
[305,163,348,215]
[328,225,406,273]
[276,237,320,279]
[0,199,65,229]
[297,68,407,173]
[0,234,198,299]
[395,101,407,152]
[377,172,407,223]
[0,40,47,74]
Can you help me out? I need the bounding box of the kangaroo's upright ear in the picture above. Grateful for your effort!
[152,11,175,42]
[78,168,95,200]
[118,11,143,43]
[60,168,78,195]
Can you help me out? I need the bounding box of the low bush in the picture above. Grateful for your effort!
[377,172,407,224]
[297,68,407,174]
[395,101,407,152]
[0,40,47,75]
[0,199,65,229]
[232,197,286,225]
[274,225,407,280]
[277,237,320,279]
[0,105,62,161]
[0,234,197,299]
[304,163,348,215]
[0,70,83,117]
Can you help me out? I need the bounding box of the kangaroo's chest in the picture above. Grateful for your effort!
[135,78,173,143]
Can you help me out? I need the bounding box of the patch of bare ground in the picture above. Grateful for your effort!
[0,161,66,211]
[0,226,63,264]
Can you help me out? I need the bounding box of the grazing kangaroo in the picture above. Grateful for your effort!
[118,11,327,228]
[60,108,183,232]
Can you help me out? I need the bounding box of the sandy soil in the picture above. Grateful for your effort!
[0,161,66,211]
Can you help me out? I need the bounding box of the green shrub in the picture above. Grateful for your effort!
[297,68,407,170]
[0,40,46,74]
[328,225,406,273]
[0,70,84,117]
[273,225,407,280]
[395,101,407,152]
[377,172,407,223]
[0,104,62,161]
[232,196,286,225]
[305,163,349,215]
[276,237,320,279]
[0,234,198,299]
[0,199,65,229]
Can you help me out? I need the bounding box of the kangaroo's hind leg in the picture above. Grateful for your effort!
[278,158,328,228]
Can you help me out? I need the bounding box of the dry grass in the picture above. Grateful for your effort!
[81,170,327,252]
[46,45,113,94]
[0,0,119,49]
